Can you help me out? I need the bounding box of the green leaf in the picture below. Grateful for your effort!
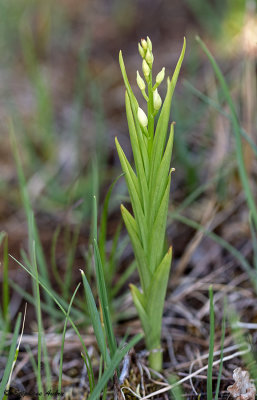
[115,138,147,248]
[145,247,172,350]
[93,239,117,358]
[58,284,84,398]
[130,284,149,334]
[99,173,124,266]
[88,334,143,400]
[0,313,21,399]
[149,123,174,225]
[10,254,94,376]
[9,122,53,311]
[125,92,149,213]
[81,270,110,366]
[148,174,171,273]
[207,286,214,400]
[121,205,150,291]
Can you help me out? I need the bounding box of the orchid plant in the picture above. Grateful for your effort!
[116,37,186,371]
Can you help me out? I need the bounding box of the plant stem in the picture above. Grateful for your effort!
[149,349,162,372]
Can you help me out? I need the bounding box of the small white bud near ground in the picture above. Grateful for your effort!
[156,67,165,85]
[136,71,145,91]
[153,89,162,111]
[137,107,148,127]
[142,59,150,78]
[145,49,154,66]
[138,43,145,58]
[141,38,147,50]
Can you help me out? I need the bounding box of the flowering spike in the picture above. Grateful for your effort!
[137,107,148,127]
[153,89,162,111]
[136,71,145,91]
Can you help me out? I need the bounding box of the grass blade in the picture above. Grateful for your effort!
[0,313,21,399]
[88,333,143,400]
[196,36,257,229]
[183,80,257,157]
[214,298,226,400]
[81,270,110,366]
[10,254,94,379]
[99,173,124,268]
[9,120,53,311]
[207,286,214,400]
[2,234,10,328]
[58,283,82,399]
[93,196,117,359]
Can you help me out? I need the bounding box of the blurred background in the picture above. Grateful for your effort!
[0,0,257,321]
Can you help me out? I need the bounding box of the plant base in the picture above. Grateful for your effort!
[149,348,162,372]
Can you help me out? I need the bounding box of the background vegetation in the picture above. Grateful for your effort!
[0,0,257,398]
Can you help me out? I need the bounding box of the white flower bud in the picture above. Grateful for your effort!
[156,67,165,85]
[142,59,150,78]
[153,89,162,111]
[136,71,145,91]
[147,36,152,51]
[138,43,145,58]
[137,107,148,127]
[145,49,154,66]
[141,38,147,50]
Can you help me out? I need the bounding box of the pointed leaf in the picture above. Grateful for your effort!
[88,333,143,400]
[145,248,172,349]
[81,271,110,366]
[0,313,21,399]
[121,205,151,291]
[99,173,124,266]
[148,174,171,273]
[115,138,147,248]
[93,240,117,358]
[149,123,174,225]
[130,284,149,334]
[125,92,149,213]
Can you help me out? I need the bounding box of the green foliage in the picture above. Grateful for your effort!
[116,37,186,370]
[0,313,22,400]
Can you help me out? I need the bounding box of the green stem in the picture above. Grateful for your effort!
[149,348,162,372]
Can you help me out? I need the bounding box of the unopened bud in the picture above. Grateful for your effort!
[141,38,147,50]
[147,36,152,51]
[138,43,145,58]
[145,49,154,66]
[153,89,162,111]
[136,71,145,91]
[142,59,150,78]
[137,107,148,127]
[156,67,165,85]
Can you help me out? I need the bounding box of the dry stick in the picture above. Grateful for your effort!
[121,344,250,400]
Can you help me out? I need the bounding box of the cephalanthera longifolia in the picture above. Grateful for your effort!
[116,37,186,371]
